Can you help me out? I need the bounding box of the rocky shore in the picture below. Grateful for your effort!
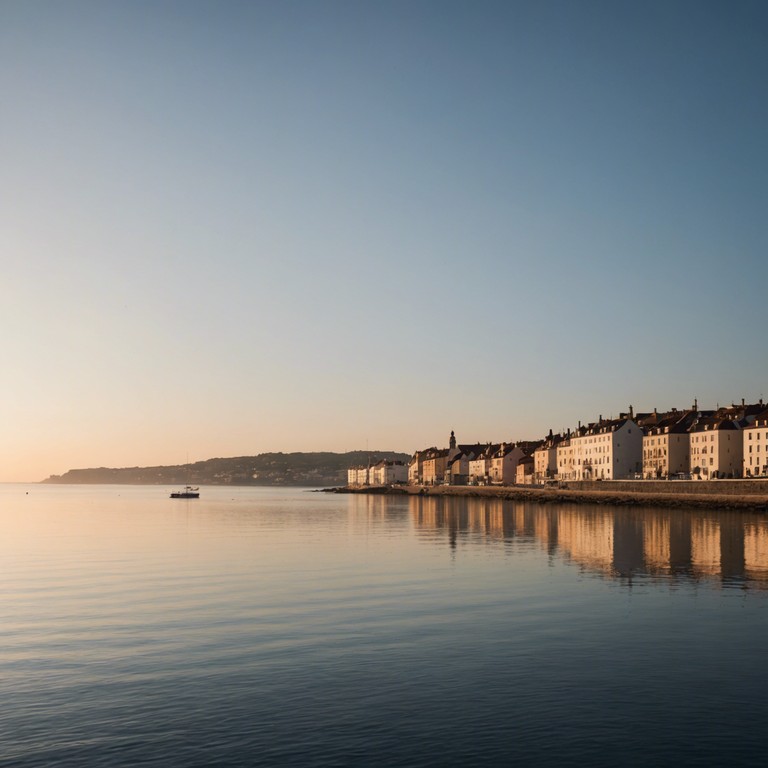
[327,482,768,511]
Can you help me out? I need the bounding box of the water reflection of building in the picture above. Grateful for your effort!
[533,509,558,556]
[346,493,411,533]
[691,518,721,576]
[744,523,768,579]
[408,496,768,588]
[612,514,645,576]
[643,516,671,573]
[556,509,615,573]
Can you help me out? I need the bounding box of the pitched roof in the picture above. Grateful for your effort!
[743,408,768,428]
[689,416,739,432]
[645,409,708,436]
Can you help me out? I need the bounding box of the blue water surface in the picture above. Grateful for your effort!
[1,485,766,767]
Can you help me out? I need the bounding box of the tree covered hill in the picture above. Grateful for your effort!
[42,451,411,486]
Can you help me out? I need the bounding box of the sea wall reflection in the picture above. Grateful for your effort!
[409,495,768,587]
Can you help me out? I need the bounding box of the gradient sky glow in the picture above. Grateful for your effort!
[2,0,767,481]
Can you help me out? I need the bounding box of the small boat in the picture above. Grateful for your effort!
[170,486,200,499]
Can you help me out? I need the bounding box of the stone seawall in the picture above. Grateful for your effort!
[335,481,768,511]
[566,479,768,496]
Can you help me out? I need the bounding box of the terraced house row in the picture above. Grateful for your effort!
[401,399,768,487]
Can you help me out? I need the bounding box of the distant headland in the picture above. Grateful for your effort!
[42,451,410,487]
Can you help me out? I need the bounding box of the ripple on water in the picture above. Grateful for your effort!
[2,487,768,766]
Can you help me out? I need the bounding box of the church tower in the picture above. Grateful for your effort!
[449,430,456,450]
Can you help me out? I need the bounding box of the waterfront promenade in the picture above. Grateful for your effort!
[336,480,768,511]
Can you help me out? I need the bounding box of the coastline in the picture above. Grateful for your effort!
[328,481,768,511]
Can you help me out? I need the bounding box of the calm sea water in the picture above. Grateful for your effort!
[2,484,768,767]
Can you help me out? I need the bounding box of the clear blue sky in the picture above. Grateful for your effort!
[2,0,767,481]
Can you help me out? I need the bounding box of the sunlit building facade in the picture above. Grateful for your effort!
[642,409,701,479]
[421,448,449,485]
[534,432,563,483]
[689,418,743,479]
[515,455,535,484]
[743,408,768,478]
[569,418,642,480]
[468,444,497,485]
[370,460,408,485]
[489,443,526,484]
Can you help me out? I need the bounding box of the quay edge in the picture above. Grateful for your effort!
[328,480,768,511]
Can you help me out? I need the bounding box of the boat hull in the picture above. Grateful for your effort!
[170,486,200,499]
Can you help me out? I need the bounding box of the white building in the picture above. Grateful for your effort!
[689,417,743,479]
[446,445,486,485]
[408,452,424,485]
[370,460,408,485]
[744,408,768,477]
[489,443,526,485]
[569,417,642,480]
[534,431,563,483]
[642,410,702,479]
[469,445,497,485]
[347,466,369,486]
[515,456,535,484]
[445,434,486,486]
[421,448,449,485]
[556,433,577,482]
